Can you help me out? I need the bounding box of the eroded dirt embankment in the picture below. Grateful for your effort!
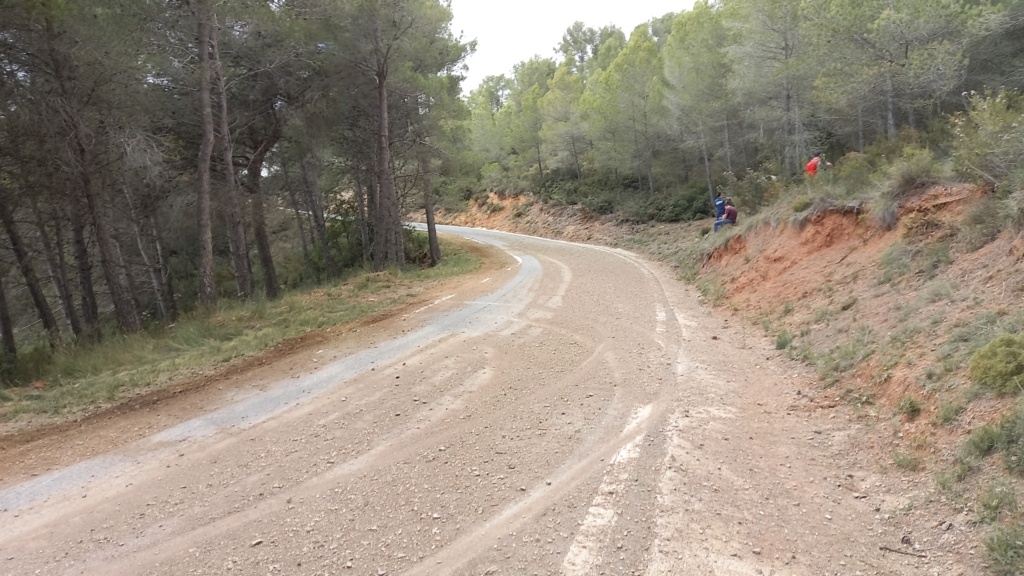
[434,187,1024,567]
[438,186,1024,434]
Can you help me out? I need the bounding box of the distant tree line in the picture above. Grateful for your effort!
[0,0,471,371]
[458,0,1024,221]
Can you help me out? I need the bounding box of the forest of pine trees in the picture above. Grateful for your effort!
[3,0,1024,378]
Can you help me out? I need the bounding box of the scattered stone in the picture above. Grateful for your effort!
[250,539,263,547]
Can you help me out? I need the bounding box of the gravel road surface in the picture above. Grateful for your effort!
[0,226,975,575]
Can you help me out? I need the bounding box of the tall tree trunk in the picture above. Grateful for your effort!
[113,234,142,316]
[68,192,99,338]
[46,19,140,333]
[280,158,311,266]
[885,72,897,140]
[245,125,282,300]
[535,142,545,189]
[372,20,404,270]
[300,158,337,278]
[699,120,714,202]
[570,137,582,180]
[783,79,795,176]
[148,216,178,322]
[124,188,168,321]
[354,167,371,264]
[196,0,217,306]
[857,102,865,152]
[0,265,16,364]
[30,197,82,339]
[723,115,733,173]
[0,194,60,348]
[211,18,252,299]
[423,179,441,267]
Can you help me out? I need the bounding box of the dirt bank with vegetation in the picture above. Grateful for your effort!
[434,184,1024,574]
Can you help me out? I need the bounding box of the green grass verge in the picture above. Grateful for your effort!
[0,237,481,423]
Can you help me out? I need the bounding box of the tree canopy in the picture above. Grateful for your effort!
[3,0,1024,378]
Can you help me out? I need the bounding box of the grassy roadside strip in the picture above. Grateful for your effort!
[0,237,481,427]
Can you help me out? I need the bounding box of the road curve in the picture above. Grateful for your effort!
[0,226,940,575]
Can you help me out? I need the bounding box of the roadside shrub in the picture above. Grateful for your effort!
[1008,189,1024,233]
[957,195,1004,251]
[951,90,1024,194]
[776,330,793,350]
[815,328,875,385]
[6,345,52,386]
[936,401,965,426]
[1001,401,1024,475]
[871,147,949,231]
[580,194,616,215]
[886,147,947,200]
[872,197,901,231]
[893,451,922,470]
[510,199,535,219]
[896,396,922,419]
[834,152,875,193]
[977,481,1019,524]
[959,402,1024,475]
[963,423,1005,460]
[791,197,813,213]
[879,240,952,284]
[969,333,1024,396]
[403,227,434,266]
[879,243,914,283]
[717,168,778,212]
[478,163,506,195]
[620,189,708,223]
[985,521,1024,576]
[790,197,842,231]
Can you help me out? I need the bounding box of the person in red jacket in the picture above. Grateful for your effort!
[806,152,823,176]
[805,152,832,176]
[714,199,738,232]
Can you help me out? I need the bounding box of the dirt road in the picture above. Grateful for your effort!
[0,226,978,575]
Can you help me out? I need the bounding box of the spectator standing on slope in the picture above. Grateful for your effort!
[805,152,832,176]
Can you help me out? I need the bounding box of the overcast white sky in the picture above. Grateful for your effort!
[449,0,695,92]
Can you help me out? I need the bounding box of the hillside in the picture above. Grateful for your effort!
[433,186,1024,572]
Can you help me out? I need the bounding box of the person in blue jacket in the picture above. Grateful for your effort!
[713,191,726,219]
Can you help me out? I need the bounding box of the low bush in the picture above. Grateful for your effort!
[985,520,1024,576]
[893,451,922,471]
[936,401,966,426]
[977,481,1018,524]
[1001,401,1024,475]
[896,396,922,420]
[963,423,1005,461]
[957,195,1004,251]
[776,329,793,350]
[958,401,1024,476]
[886,147,947,199]
[951,90,1024,193]
[969,333,1024,396]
